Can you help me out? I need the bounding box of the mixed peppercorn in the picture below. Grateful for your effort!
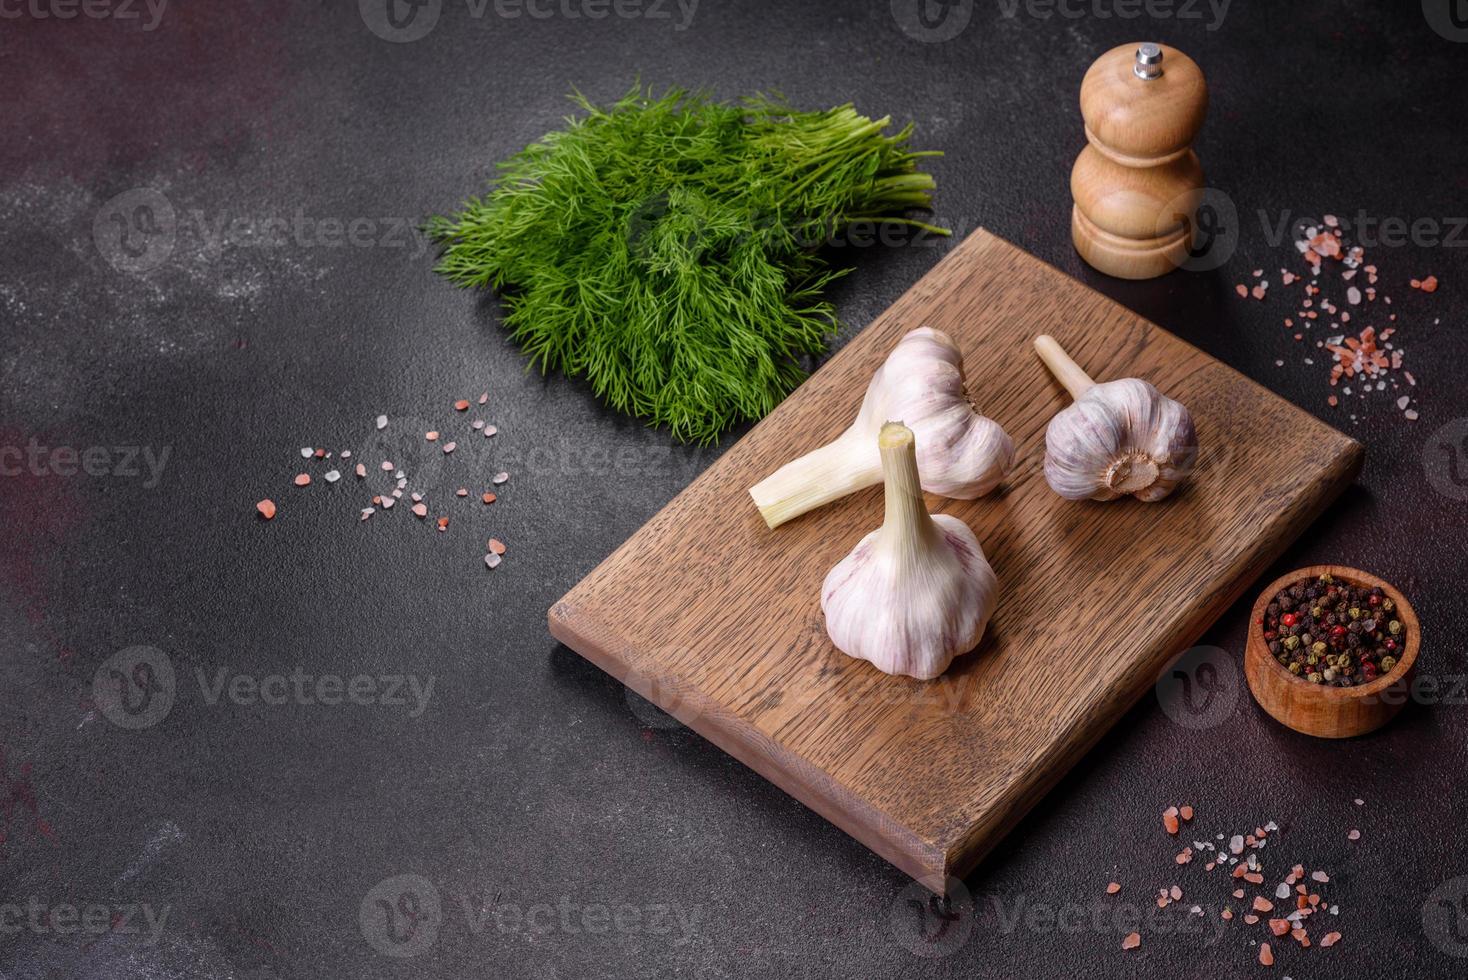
[1260,573,1407,686]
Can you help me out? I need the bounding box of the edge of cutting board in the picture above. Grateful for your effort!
[548,604,949,884]
[549,228,1364,892]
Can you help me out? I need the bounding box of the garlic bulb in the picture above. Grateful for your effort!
[750,327,1014,529]
[1034,334,1197,502]
[821,422,998,680]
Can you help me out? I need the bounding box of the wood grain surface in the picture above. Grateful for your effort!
[548,230,1363,891]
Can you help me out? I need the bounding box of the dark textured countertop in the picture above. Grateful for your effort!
[3,2,1466,977]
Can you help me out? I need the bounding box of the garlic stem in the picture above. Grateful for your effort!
[1034,334,1095,400]
[819,421,1000,680]
[874,422,937,561]
[749,433,879,529]
[750,327,1014,528]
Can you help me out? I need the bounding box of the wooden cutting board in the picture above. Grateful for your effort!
[549,229,1362,891]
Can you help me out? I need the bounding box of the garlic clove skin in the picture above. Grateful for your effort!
[821,422,999,680]
[1043,378,1198,502]
[852,328,1016,499]
[750,327,1014,529]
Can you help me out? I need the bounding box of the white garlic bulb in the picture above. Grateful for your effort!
[821,422,999,680]
[750,327,1014,529]
[1035,334,1198,502]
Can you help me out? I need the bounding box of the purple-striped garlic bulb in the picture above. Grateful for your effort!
[1034,334,1197,502]
[821,422,998,680]
[750,327,1014,529]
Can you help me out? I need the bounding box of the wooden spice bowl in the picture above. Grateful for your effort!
[1244,565,1420,739]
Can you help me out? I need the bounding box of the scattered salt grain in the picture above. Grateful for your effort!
[484,552,502,569]
[293,473,311,487]
[443,441,457,454]
[380,461,394,471]
[484,425,498,437]
[1347,829,1360,841]
[300,447,313,458]
[256,499,276,519]
[376,415,387,430]
[411,503,428,518]
[325,469,340,483]
[493,471,509,485]
[355,463,366,478]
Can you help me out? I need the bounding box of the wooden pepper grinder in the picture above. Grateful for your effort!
[1071,42,1208,280]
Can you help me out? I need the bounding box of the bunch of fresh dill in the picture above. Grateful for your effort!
[428,86,947,444]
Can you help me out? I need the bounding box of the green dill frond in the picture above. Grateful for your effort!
[428,84,947,444]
